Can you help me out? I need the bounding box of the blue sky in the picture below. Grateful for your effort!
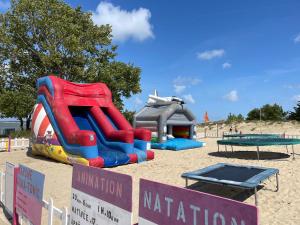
[1,0,300,121]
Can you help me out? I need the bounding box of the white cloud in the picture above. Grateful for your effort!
[173,76,201,95]
[222,62,231,69]
[224,90,238,102]
[173,76,201,86]
[197,49,225,60]
[284,84,300,89]
[173,84,186,94]
[183,94,195,104]
[92,2,154,42]
[134,97,143,105]
[0,1,10,11]
[294,33,300,43]
[292,95,300,102]
[266,68,298,75]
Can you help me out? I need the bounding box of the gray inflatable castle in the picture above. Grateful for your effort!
[133,90,197,143]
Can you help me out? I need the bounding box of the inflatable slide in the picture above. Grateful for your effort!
[31,76,154,167]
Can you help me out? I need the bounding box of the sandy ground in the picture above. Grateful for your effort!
[0,122,300,224]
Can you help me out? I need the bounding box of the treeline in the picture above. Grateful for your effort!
[0,0,141,130]
[226,102,300,123]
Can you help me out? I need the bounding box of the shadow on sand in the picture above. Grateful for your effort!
[209,150,291,160]
[0,201,12,224]
[186,181,263,203]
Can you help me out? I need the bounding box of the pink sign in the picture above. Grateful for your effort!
[139,179,259,225]
[16,188,43,224]
[70,164,133,225]
[16,164,45,225]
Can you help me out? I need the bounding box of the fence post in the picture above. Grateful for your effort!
[62,207,69,225]
[0,172,3,202]
[48,198,54,225]
[15,138,18,148]
[8,136,11,152]
[0,139,2,148]
[21,138,25,148]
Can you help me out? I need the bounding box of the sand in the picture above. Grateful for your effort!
[1,121,300,225]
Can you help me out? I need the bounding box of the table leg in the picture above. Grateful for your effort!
[256,146,260,161]
[231,145,233,152]
[276,173,279,192]
[292,145,295,160]
[254,187,258,206]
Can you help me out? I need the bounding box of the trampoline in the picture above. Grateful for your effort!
[182,163,279,205]
[217,138,300,160]
[223,133,281,139]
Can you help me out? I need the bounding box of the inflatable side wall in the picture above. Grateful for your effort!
[31,76,154,167]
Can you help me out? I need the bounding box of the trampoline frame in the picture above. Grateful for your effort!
[217,138,300,160]
[182,163,279,206]
[222,133,281,139]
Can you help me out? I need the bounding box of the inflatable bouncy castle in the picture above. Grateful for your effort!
[31,76,154,167]
[133,91,205,150]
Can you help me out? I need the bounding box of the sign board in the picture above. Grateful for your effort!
[4,162,15,216]
[139,179,259,225]
[70,164,133,225]
[16,164,45,225]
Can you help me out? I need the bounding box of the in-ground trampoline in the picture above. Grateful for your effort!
[217,138,300,160]
[182,163,279,205]
[222,133,281,139]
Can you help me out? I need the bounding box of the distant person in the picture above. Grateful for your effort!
[229,126,233,132]
[235,127,238,133]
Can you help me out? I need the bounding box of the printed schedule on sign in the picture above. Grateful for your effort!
[70,164,133,225]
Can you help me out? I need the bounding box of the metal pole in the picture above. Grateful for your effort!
[218,144,220,152]
[276,173,279,191]
[260,108,262,134]
[254,187,258,206]
[185,178,188,187]
[292,145,295,160]
[231,145,233,152]
[286,145,289,153]
[256,146,260,161]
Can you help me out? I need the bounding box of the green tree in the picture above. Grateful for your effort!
[246,108,260,120]
[287,101,300,121]
[226,113,244,123]
[0,90,35,129]
[247,104,286,121]
[122,110,136,125]
[0,0,141,129]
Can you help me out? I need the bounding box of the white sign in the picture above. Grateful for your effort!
[5,162,15,216]
[70,164,133,225]
[71,188,132,225]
